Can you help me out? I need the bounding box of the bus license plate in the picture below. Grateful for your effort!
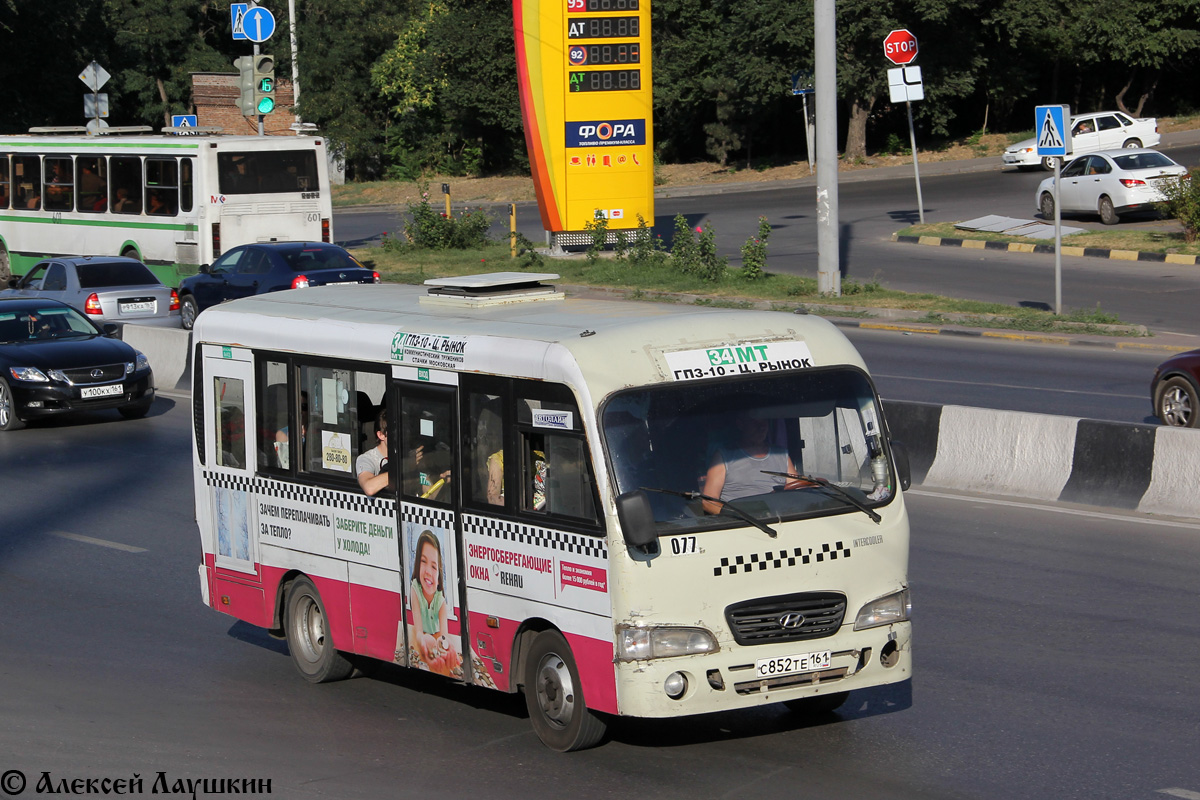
[80,384,122,399]
[120,301,155,314]
[754,650,831,678]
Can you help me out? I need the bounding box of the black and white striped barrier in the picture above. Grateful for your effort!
[885,401,1200,519]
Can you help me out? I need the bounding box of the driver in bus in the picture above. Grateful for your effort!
[701,411,796,515]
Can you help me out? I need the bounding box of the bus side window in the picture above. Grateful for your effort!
[516,391,599,523]
[399,395,453,503]
[44,156,73,212]
[214,376,247,469]
[466,391,505,507]
[76,156,107,213]
[146,157,179,216]
[13,155,39,210]
[257,359,291,470]
[110,156,142,214]
[180,157,194,213]
[0,155,9,209]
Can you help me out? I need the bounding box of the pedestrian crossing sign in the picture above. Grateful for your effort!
[1035,104,1069,157]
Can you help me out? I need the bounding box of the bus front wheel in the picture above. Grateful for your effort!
[285,576,354,683]
[523,630,606,751]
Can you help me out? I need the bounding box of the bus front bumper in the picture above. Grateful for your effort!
[612,621,911,718]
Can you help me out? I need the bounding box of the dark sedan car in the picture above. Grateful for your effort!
[178,242,379,330]
[1151,349,1200,427]
[0,298,154,431]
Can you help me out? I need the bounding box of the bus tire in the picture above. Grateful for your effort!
[0,378,26,431]
[523,630,606,751]
[285,576,354,683]
[180,295,199,331]
[121,246,139,261]
[783,690,849,715]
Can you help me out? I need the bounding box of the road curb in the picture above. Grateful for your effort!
[893,232,1200,266]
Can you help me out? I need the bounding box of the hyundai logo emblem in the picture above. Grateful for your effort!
[91,369,104,379]
[779,612,806,629]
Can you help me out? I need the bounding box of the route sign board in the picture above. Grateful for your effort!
[883,29,919,65]
[1035,104,1069,157]
[78,61,110,92]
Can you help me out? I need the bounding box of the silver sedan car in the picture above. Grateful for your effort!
[1,256,180,327]
[1034,149,1189,225]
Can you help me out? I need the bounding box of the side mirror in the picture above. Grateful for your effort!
[101,323,119,337]
[198,263,210,274]
[615,490,658,550]
[890,440,912,492]
[6,276,17,288]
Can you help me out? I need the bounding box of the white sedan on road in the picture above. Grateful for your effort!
[1034,149,1189,225]
[1003,110,1160,171]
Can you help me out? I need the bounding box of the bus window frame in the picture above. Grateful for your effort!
[75,154,108,214]
[0,154,10,210]
[43,155,74,212]
[254,352,387,495]
[145,156,179,217]
[460,374,603,535]
[12,154,40,210]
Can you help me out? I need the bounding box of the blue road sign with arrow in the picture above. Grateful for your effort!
[231,3,274,42]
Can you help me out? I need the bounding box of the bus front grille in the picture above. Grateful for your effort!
[725,591,846,645]
[732,666,849,695]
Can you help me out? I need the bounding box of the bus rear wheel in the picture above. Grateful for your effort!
[523,630,606,751]
[285,576,354,683]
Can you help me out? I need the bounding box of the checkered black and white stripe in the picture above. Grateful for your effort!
[202,471,396,518]
[713,541,851,577]
[401,503,455,530]
[462,514,608,560]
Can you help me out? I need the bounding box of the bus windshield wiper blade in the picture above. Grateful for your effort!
[642,487,778,538]
[762,471,882,524]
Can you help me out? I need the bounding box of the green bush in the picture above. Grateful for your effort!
[584,214,610,265]
[1156,170,1200,243]
[739,216,771,280]
[399,189,493,250]
[669,215,727,282]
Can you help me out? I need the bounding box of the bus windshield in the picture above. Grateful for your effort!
[218,150,320,195]
[602,368,894,532]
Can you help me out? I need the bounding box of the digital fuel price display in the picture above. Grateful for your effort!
[567,16,641,38]
[569,69,641,92]
[512,0,653,234]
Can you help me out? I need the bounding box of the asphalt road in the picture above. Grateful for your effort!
[1,399,1198,799]
[334,138,1200,336]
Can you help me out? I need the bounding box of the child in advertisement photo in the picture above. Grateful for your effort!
[408,529,463,677]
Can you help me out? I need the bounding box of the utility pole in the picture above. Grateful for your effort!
[288,0,301,125]
[814,0,840,296]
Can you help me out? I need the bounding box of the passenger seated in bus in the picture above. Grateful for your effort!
[25,192,40,209]
[274,391,308,468]
[701,412,796,515]
[112,187,134,213]
[356,408,392,497]
[147,190,171,215]
[408,530,462,677]
[403,411,452,500]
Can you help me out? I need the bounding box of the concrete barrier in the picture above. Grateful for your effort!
[885,400,1200,519]
[118,326,1200,519]
[121,323,191,391]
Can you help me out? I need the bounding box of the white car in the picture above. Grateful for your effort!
[1003,110,1160,171]
[1034,149,1189,225]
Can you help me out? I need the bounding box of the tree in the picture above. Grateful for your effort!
[290,0,409,177]
[373,0,524,175]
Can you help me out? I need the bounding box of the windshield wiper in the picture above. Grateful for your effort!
[762,471,882,524]
[641,487,778,538]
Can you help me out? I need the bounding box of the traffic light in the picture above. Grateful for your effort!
[252,55,276,115]
[234,56,256,115]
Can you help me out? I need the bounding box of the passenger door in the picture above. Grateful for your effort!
[391,375,467,681]
[199,347,267,623]
[224,247,271,301]
[1095,115,1126,149]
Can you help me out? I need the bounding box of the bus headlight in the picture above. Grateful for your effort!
[616,626,718,662]
[854,588,911,630]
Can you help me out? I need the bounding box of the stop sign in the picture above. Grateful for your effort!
[883,29,919,65]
